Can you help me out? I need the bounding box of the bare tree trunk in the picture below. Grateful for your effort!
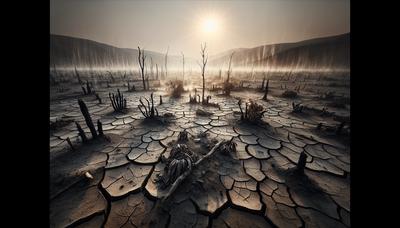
[198,43,208,103]
[156,64,159,80]
[138,46,147,90]
[150,57,154,80]
[164,46,169,79]
[181,52,185,83]
[227,52,234,83]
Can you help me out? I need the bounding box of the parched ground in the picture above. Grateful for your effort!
[50,77,350,228]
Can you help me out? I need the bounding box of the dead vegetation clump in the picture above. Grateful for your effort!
[292,102,304,113]
[237,99,266,123]
[219,139,237,155]
[222,81,234,96]
[109,89,127,112]
[138,92,159,118]
[189,88,201,103]
[167,80,185,98]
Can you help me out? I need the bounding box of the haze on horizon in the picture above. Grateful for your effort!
[50,0,350,58]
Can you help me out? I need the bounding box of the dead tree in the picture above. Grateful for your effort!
[150,57,154,80]
[78,99,98,139]
[156,64,159,80]
[223,52,235,95]
[75,66,82,84]
[138,93,159,118]
[226,52,235,83]
[109,89,127,112]
[164,46,169,79]
[181,52,185,83]
[198,43,208,103]
[261,74,266,90]
[138,46,147,90]
[262,79,269,101]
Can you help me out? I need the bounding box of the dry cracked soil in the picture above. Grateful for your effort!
[50,76,350,228]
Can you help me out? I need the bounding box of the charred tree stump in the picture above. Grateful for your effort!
[76,122,87,143]
[97,120,103,136]
[296,152,307,174]
[78,99,98,138]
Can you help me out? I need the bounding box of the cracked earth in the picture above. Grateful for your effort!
[50,78,350,228]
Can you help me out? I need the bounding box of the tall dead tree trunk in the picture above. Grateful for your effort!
[181,52,185,83]
[75,66,82,84]
[150,57,154,80]
[198,43,208,104]
[164,46,169,79]
[262,79,269,101]
[138,46,147,90]
[227,52,234,84]
[78,99,97,139]
[156,64,159,80]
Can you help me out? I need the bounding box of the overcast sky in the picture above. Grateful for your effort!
[50,0,350,58]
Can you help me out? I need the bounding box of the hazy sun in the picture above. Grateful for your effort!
[202,17,218,33]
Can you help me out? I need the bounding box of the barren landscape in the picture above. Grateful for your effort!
[50,66,350,228]
[50,1,350,227]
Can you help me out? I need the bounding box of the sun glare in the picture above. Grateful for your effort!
[202,17,218,33]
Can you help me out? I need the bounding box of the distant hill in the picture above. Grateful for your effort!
[50,34,191,69]
[50,33,349,71]
[208,33,350,69]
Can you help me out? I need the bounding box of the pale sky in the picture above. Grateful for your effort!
[50,0,350,58]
